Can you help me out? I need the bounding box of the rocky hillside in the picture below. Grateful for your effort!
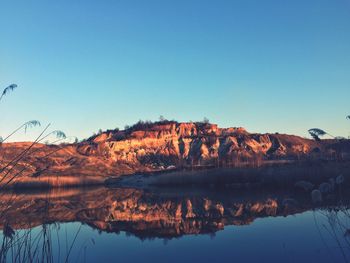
[0,121,349,185]
[75,121,348,169]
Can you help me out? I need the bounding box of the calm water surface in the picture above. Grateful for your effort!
[0,187,349,263]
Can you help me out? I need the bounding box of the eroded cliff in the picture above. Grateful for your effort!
[0,121,348,186]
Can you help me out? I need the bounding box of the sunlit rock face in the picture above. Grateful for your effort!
[88,122,289,164]
[0,187,316,239]
[0,122,348,182]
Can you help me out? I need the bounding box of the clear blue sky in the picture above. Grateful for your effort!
[1,0,350,142]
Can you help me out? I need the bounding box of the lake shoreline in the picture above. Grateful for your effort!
[1,160,349,191]
[105,160,350,190]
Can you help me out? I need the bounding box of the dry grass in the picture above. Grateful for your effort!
[0,175,105,189]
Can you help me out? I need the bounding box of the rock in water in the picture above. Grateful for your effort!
[336,174,345,185]
[319,182,332,194]
[295,181,314,192]
[311,189,322,203]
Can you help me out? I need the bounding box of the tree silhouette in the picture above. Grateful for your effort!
[308,128,327,141]
[203,117,209,124]
[308,115,350,141]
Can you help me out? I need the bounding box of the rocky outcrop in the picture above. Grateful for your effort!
[0,122,349,183]
[82,122,350,166]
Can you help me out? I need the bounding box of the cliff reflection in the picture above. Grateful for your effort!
[0,187,348,239]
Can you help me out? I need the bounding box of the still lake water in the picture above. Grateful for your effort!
[0,187,350,262]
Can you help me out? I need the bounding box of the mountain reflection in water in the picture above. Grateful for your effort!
[1,187,350,262]
[0,187,318,237]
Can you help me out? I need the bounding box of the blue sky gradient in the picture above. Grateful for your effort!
[1,0,350,141]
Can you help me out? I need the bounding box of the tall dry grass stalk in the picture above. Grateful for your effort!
[0,84,80,262]
[0,84,72,188]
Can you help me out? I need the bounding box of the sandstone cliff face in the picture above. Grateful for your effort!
[77,122,320,168]
[0,122,347,181]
